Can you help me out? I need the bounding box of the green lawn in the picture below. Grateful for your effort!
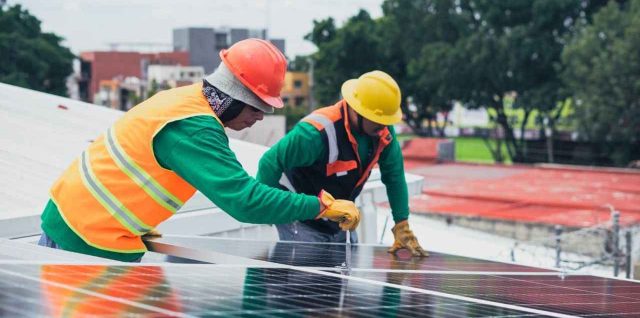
[455,137,511,164]
[398,134,512,164]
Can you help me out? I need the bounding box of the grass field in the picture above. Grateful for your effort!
[398,134,512,164]
[455,137,511,164]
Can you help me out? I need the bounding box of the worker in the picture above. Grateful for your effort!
[257,70,427,257]
[37,38,360,262]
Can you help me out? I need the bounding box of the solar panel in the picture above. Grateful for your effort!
[348,271,640,317]
[0,239,113,264]
[142,235,640,317]
[147,235,554,272]
[2,235,636,317]
[0,264,545,317]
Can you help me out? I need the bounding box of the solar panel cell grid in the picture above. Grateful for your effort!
[0,264,546,317]
[351,271,640,317]
[149,236,553,272]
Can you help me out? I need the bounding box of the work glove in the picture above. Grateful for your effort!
[316,190,361,231]
[388,220,428,257]
[142,229,162,238]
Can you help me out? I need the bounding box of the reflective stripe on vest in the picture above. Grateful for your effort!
[50,83,214,253]
[304,113,339,165]
[105,127,183,212]
[79,151,152,235]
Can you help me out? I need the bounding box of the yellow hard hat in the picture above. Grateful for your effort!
[341,70,402,125]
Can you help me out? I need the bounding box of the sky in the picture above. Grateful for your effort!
[10,0,384,58]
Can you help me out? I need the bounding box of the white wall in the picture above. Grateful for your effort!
[225,115,286,147]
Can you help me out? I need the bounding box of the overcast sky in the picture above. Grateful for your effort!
[10,0,384,57]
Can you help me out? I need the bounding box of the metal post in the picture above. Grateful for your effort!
[356,192,377,244]
[626,231,632,279]
[379,215,390,244]
[555,225,563,268]
[612,210,620,277]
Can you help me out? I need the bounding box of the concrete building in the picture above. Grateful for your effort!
[147,65,205,90]
[173,27,285,74]
[281,71,310,107]
[78,51,189,103]
[173,28,217,75]
[95,77,144,111]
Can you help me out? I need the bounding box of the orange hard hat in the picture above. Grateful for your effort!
[220,38,287,108]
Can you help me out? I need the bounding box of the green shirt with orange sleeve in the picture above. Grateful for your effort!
[41,115,320,262]
[257,122,410,223]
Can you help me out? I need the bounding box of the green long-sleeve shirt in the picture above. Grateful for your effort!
[41,116,320,262]
[257,122,410,224]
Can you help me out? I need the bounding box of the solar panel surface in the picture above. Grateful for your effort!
[1,235,637,317]
[349,271,640,317]
[148,236,554,272]
[0,264,546,317]
[143,235,640,317]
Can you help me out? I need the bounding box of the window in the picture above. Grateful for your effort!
[295,97,305,106]
[294,80,303,88]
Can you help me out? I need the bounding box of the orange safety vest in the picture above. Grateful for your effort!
[279,100,392,234]
[50,83,221,253]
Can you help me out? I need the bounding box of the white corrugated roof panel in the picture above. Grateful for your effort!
[0,83,123,218]
[0,83,269,220]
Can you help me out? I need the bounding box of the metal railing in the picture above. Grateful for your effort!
[509,206,635,278]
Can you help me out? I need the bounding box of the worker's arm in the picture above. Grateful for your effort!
[257,122,325,187]
[379,127,428,257]
[153,116,321,224]
[378,126,410,224]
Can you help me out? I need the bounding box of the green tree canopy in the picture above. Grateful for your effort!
[305,10,387,106]
[562,0,640,165]
[300,0,634,165]
[0,4,74,96]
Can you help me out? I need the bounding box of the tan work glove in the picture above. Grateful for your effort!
[316,190,360,231]
[142,229,162,238]
[388,220,428,257]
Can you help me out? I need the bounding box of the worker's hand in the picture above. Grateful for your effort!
[142,229,162,238]
[388,220,428,257]
[316,190,360,231]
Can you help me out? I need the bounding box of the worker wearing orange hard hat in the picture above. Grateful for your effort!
[37,38,360,262]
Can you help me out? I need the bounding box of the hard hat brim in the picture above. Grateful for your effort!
[341,79,403,125]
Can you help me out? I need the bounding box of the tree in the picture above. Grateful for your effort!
[381,0,472,137]
[562,0,640,166]
[438,0,618,163]
[0,5,74,96]
[288,55,310,72]
[305,10,386,106]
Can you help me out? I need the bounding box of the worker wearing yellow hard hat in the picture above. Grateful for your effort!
[257,70,427,257]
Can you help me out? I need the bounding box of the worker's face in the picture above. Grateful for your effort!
[224,104,264,130]
[348,107,385,137]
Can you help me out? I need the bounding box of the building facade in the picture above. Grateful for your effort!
[281,72,310,107]
[147,65,205,90]
[78,51,189,103]
[173,27,285,74]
